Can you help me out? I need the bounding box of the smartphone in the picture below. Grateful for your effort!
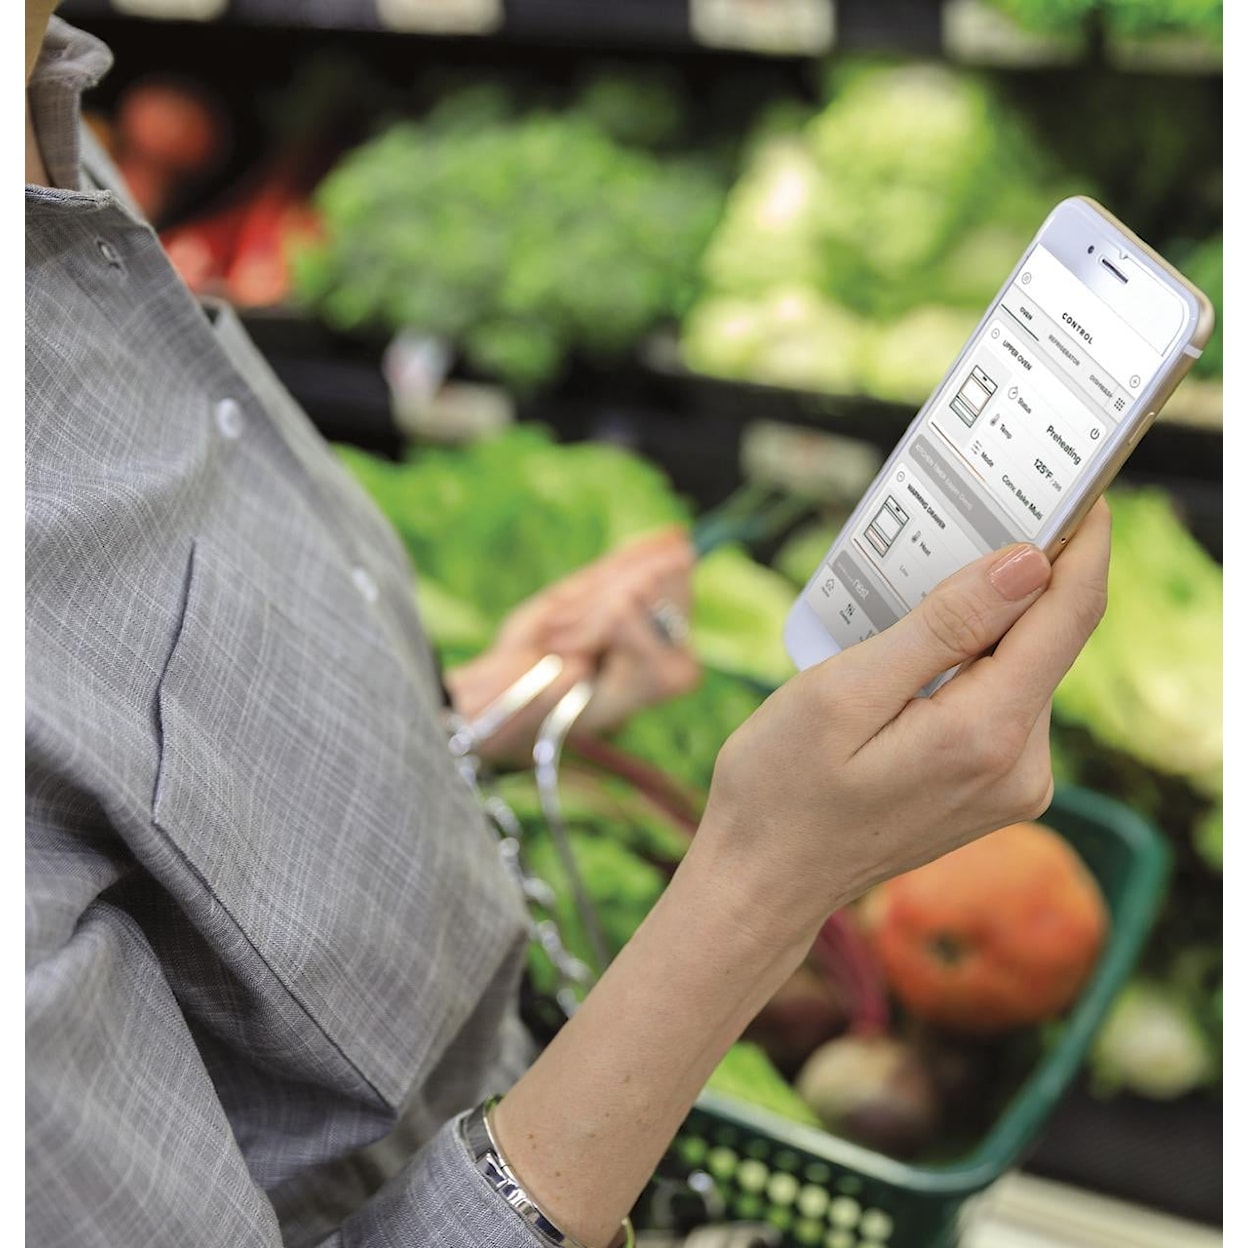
[784,196,1214,687]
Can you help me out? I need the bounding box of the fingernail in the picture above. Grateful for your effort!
[989,545,1049,601]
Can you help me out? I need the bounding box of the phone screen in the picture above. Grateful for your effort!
[803,243,1173,651]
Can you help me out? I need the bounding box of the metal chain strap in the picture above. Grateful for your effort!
[437,500,799,1030]
[443,653,605,1022]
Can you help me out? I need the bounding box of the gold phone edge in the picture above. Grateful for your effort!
[1040,197,1216,559]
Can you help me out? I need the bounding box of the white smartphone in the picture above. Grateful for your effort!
[784,196,1215,687]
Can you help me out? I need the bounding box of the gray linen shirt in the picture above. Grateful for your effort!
[26,20,545,1246]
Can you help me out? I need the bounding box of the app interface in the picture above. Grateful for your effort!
[807,244,1169,649]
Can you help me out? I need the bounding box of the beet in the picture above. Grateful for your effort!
[794,1034,940,1159]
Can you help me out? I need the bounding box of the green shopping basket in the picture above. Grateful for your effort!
[639,784,1171,1248]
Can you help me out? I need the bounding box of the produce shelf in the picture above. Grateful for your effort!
[58,0,1222,72]
[1021,1081,1222,1228]
[237,310,1224,565]
[57,0,854,49]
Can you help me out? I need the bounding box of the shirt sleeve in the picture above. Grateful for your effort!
[25,889,547,1248]
[341,1114,549,1248]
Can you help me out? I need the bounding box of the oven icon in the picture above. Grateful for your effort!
[864,495,909,557]
[951,364,997,428]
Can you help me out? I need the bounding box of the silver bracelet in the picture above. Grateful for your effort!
[460,1097,634,1248]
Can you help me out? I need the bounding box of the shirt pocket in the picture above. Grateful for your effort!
[152,539,519,1109]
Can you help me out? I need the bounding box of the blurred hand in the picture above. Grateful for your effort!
[443,525,700,765]
[693,501,1111,942]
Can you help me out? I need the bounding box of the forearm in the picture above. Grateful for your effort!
[473,521,1115,1248]
[491,829,821,1248]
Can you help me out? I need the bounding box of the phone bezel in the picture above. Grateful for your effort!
[784,196,1214,673]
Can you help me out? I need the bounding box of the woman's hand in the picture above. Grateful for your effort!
[697,499,1112,940]
[490,503,1111,1248]
[442,525,700,765]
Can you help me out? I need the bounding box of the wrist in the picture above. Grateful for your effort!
[489,829,819,1246]
[463,1098,635,1248]
[679,804,844,962]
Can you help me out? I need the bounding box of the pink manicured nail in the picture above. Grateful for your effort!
[988,545,1049,601]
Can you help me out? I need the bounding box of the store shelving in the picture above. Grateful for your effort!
[233,308,1224,568]
[58,0,1223,72]
[1020,1082,1222,1229]
[56,0,927,49]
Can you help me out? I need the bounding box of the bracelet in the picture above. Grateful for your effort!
[460,1096,635,1248]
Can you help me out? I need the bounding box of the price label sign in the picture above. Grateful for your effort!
[690,0,834,55]
[112,0,227,19]
[741,420,881,502]
[377,0,502,33]
[941,0,1087,67]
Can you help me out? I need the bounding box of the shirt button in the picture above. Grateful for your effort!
[351,565,380,604]
[214,398,244,439]
[96,238,123,269]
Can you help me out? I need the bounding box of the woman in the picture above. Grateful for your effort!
[25,9,1109,1246]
